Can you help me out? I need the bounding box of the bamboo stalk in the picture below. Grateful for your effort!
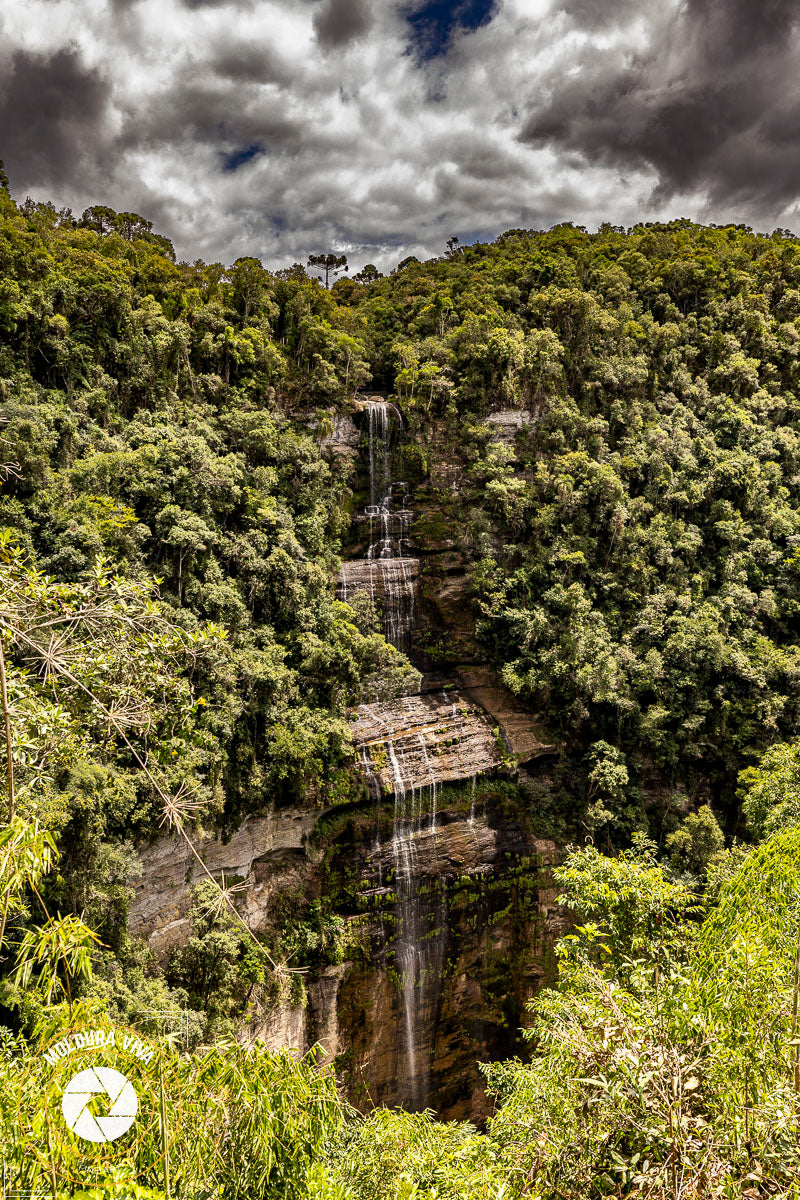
[46,1124,58,1200]
[0,624,14,822]
[160,1061,171,1200]
[791,918,800,1097]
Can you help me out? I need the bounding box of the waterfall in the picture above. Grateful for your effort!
[347,397,446,1109]
[417,733,438,831]
[338,401,417,650]
[340,398,506,1112]
[366,399,390,507]
[382,557,416,649]
[385,736,449,1112]
[389,741,422,1106]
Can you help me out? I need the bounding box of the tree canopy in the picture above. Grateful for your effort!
[4,181,800,1193]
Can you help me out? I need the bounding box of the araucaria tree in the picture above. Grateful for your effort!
[307,251,349,287]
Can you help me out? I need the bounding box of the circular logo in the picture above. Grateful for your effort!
[61,1065,138,1144]
[11,1023,184,1193]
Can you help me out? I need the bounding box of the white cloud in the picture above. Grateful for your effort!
[6,0,784,273]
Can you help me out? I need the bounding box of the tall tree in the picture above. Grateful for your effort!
[307,252,348,288]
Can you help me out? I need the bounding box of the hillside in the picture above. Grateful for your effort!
[4,175,800,1193]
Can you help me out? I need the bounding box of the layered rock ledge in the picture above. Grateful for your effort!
[351,691,502,796]
[337,557,420,602]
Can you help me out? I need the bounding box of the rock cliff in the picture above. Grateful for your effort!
[129,790,563,1119]
[128,395,565,1119]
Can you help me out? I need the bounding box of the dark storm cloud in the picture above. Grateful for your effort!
[0,46,111,191]
[525,0,800,212]
[210,42,296,85]
[10,0,799,271]
[691,0,797,60]
[313,0,372,47]
[116,79,304,153]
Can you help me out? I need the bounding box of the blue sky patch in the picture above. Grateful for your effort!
[406,0,497,62]
[222,143,262,172]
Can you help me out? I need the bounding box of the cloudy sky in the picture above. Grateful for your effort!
[2,0,799,271]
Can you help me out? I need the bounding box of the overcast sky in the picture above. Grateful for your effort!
[2,0,800,271]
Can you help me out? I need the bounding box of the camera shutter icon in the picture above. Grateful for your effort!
[61,1066,139,1143]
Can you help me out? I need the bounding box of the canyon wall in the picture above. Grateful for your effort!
[129,397,565,1119]
[129,794,563,1120]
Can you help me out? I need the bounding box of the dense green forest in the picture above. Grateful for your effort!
[4,163,800,1193]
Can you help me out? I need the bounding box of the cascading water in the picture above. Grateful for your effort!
[338,401,418,653]
[341,398,447,1109]
[332,399,538,1118]
[387,737,447,1112]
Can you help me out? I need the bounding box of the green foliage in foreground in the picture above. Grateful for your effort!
[1,1031,345,1198]
[486,831,800,1197]
[5,788,800,1196]
[327,1108,507,1200]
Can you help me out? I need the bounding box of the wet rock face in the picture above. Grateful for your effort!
[329,397,563,1116]
[336,805,563,1120]
[337,558,420,650]
[351,691,502,797]
[364,805,502,884]
[128,795,564,1121]
[338,558,420,596]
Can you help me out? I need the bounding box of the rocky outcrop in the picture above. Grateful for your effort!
[337,805,563,1119]
[337,557,420,601]
[128,800,564,1121]
[247,1001,308,1054]
[457,666,558,764]
[363,806,505,886]
[129,808,321,955]
[351,692,502,796]
[319,413,360,459]
[243,962,349,1064]
[307,964,349,1066]
[484,408,536,443]
[337,558,419,648]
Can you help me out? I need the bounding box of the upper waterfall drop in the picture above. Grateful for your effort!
[337,398,419,653]
[339,395,503,798]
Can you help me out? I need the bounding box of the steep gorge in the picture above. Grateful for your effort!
[5,203,800,1195]
[130,395,563,1118]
